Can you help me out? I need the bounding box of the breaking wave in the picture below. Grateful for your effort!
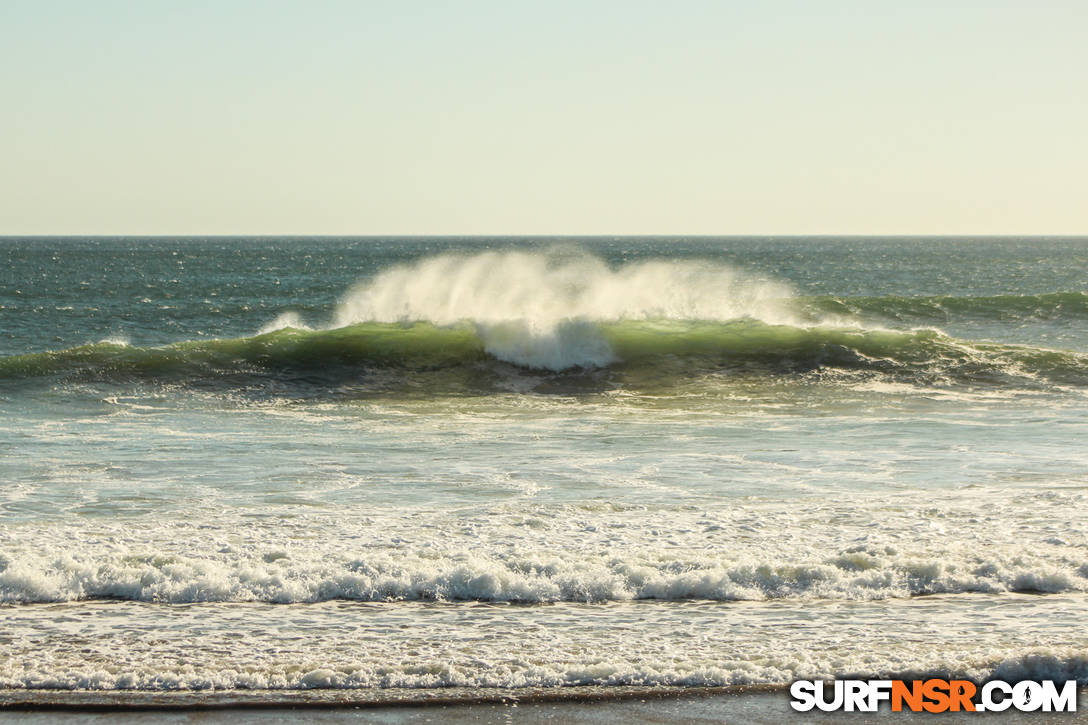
[2,545,1083,605]
[2,249,1084,390]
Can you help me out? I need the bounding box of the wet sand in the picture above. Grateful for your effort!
[2,687,1087,723]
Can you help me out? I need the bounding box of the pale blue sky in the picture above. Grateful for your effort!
[2,0,1085,234]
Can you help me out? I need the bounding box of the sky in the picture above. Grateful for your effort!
[1,0,1085,235]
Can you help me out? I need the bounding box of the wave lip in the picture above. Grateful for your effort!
[332,248,800,330]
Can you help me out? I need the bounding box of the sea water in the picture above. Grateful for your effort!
[1,237,1086,691]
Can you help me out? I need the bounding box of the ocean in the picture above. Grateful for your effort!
[1,237,1086,696]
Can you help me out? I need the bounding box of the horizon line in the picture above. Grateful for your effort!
[2,233,1087,239]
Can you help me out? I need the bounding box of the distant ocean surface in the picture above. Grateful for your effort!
[1,237,1087,692]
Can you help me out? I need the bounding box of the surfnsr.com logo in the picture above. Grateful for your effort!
[790,679,1077,713]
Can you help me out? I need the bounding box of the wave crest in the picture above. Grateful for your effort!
[334,248,798,328]
[332,248,797,368]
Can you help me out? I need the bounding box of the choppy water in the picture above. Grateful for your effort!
[1,237,1087,691]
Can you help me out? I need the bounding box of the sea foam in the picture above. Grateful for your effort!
[3,492,1085,605]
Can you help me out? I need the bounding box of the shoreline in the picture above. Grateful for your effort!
[0,684,785,711]
[4,687,1088,725]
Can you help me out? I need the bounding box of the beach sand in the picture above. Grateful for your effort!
[3,687,1087,723]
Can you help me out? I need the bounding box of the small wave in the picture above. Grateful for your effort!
[4,651,1088,691]
[2,544,1084,605]
[801,291,1088,324]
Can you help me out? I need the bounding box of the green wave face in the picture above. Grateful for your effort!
[2,320,1086,395]
[0,323,484,379]
[604,320,1088,388]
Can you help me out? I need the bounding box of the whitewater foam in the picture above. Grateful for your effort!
[3,487,1085,605]
[2,597,1087,690]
